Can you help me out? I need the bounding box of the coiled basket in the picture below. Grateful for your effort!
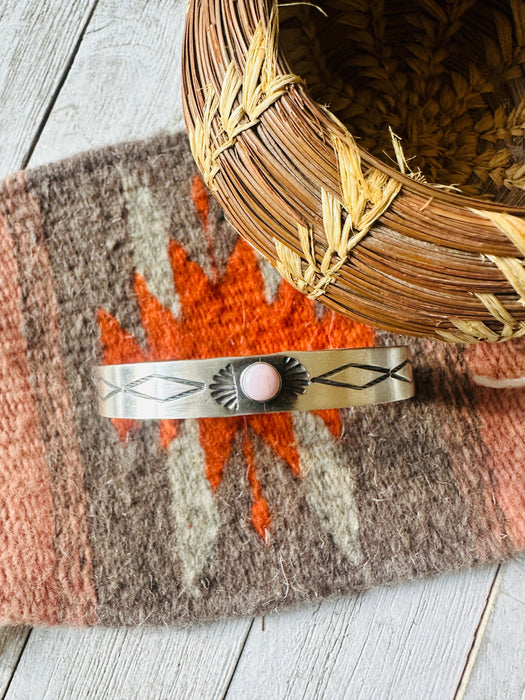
[182,0,525,342]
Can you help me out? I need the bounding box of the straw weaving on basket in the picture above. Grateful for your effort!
[182,0,525,342]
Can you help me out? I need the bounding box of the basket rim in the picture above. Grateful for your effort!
[357,147,525,214]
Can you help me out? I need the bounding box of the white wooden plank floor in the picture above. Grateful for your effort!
[0,2,524,698]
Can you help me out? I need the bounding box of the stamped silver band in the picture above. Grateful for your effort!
[94,346,414,419]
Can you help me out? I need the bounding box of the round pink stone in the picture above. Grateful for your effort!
[241,362,282,402]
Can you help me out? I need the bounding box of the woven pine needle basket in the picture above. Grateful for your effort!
[182,0,525,342]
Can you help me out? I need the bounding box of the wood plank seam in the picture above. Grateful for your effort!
[222,617,255,700]
[20,0,101,170]
[0,629,32,700]
[453,564,503,700]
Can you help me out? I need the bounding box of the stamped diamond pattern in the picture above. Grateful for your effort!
[311,359,412,390]
[97,374,206,403]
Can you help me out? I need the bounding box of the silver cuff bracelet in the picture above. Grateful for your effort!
[94,346,414,419]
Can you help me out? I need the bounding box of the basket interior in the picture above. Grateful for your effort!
[279,0,525,204]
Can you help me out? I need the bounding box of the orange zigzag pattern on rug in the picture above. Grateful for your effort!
[98,178,375,538]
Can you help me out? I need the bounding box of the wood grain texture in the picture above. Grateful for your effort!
[3,621,252,700]
[460,558,525,700]
[0,628,29,697]
[29,0,187,169]
[226,567,501,700]
[0,0,96,178]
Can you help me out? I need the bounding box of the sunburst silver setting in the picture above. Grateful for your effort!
[209,364,239,410]
[280,356,309,401]
[210,355,310,410]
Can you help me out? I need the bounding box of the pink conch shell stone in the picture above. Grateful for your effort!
[240,362,282,402]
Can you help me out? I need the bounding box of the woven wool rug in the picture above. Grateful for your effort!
[0,131,524,626]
